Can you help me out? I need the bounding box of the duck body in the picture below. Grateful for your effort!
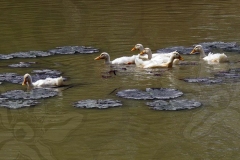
[22,73,64,88]
[190,45,228,63]
[131,44,179,63]
[95,52,136,65]
[135,48,183,68]
[112,55,137,64]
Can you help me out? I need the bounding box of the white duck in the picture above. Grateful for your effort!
[131,44,149,60]
[135,48,184,68]
[190,45,229,63]
[22,73,64,88]
[94,52,136,65]
[131,44,179,62]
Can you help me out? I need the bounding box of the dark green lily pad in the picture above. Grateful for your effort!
[0,46,99,60]
[0,88,59,100]
[0,98,39,109]
[181,78,222,84]
[198,42,239,52]
[147,99,202,111]
[48,46,99,55]
[10,52,38,58]
[8,62,36,68]
[156,42,240,55]
[156,46,196,55]
[0,54,14,59]
[0,73,23,84]
[31,69,62,76]
[116,88,183,100]
[73,99,122,109]
[213,68,240,83]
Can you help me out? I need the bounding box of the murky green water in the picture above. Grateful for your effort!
[0,1,240,159]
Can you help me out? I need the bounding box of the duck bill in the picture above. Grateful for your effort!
[94,56,101,60]
[179,56,184,61]
[131,47,136,51]
[190,49,197,54]
[22,79,27,85]
[140,51,146,55]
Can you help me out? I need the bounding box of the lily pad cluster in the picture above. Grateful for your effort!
[116,88,183,100]
[116,88,201,110]
[214,68,240,79]
[0,88,59,109]
[73,99,122,109]
[157,41,240,54]
[181,68,240,84]
[147,99,202,111]
[0,46,99,60]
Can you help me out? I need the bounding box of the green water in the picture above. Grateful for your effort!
[0,1,240,159]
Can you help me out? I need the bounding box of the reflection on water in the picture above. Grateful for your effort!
[0,0,240,159]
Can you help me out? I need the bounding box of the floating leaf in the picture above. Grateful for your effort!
[73,99,122,109]
[116,88,183,100]
[147,99,202,110]
[1,88,59,100]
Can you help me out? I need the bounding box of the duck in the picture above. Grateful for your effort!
[131,44,179,62]
[190,45,229,63]
[135,48,184,68]
[94,52,136,65]
[22,73,64,88]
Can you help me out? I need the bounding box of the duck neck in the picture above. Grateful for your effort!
[199,48,207,58]
[139,45,144,52]
[167,56,175,68]
[147,51,152,60]
[27,76,34,87]
[104,55,111,64]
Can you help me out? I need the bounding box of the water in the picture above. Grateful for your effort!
[0,1,240,159]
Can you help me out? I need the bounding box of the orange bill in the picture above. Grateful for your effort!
[179,55,184,61]
[131,47,136,51]
[140,51,146,55]
[94,56,101,60]
[190,49,197,54]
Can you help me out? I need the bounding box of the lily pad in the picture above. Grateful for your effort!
[0,88,59,100]
[116,88,183,100]
[198,42,239,52]
[48,46,99,55]
[73,99,122,109]
[156,42,240,55]
[8,62,36,68]
[147,99,202,111]
[10,52,38,58]
[214,68,240,83]
[0,54,14,60]
[181,78,222,84]
[0,73,23,84]
[0,46,99,60]
[0,98,39,109]
[156,46,195,55]
[31,69,62,76]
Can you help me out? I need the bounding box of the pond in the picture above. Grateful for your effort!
[0,0,240,159]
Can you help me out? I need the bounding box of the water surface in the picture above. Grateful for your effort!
[0,1,240,159]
